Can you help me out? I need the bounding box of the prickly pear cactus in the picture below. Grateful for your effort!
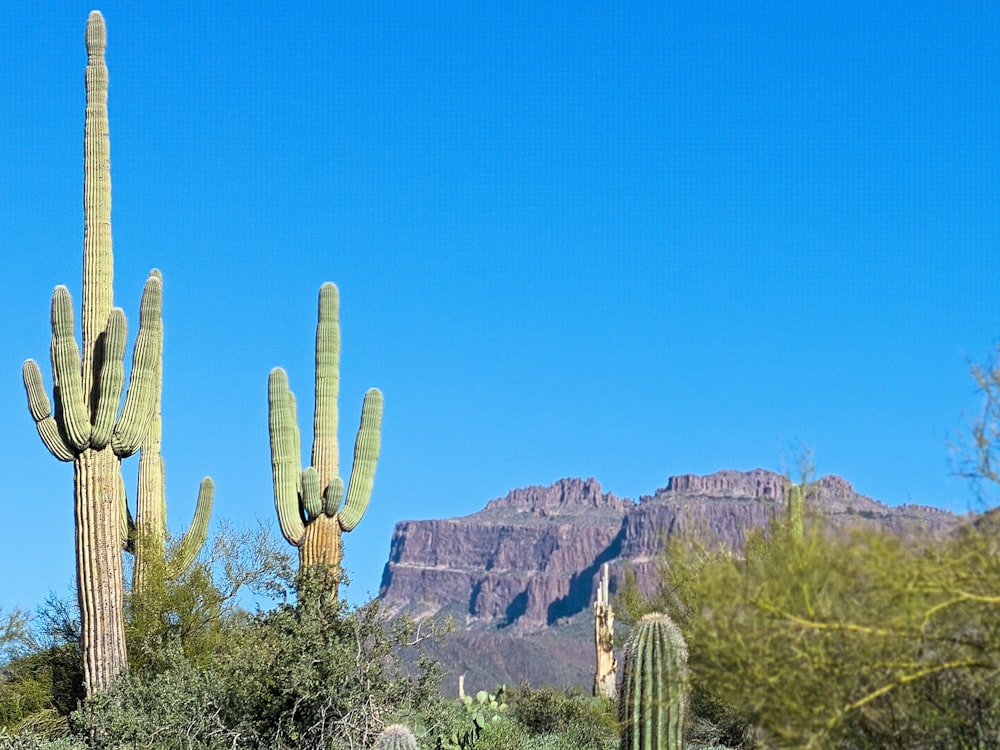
[268,282,383,598]
[619,612,689,750]
[373,724,418,750]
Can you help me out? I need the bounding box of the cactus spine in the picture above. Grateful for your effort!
[132,270,214,594]
[373,724,418,750]
[268,283,383,598]
[20,12,163,695]
[593,562,618,699]
[619,613,689,750]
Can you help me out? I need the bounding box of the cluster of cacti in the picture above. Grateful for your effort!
[593,561,618,699]
[22,10,387,698]
[132,270,214,594]
[372,724,418,750]
[268,282,383,599]
[619,612,689,750]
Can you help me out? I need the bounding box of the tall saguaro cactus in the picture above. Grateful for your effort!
[20,12,160,696]
[619,613,689,750]
[132,269,214,594]
[268,283,383,599]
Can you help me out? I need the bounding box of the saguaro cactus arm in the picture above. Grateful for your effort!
[22,360,75,462]
[339,387,383,531]
[166,477,215,577]
[24,274,162,463]
[111,273,162,457]
[49,286,91,451]
[91,308,128,448]
[269,367,306,546]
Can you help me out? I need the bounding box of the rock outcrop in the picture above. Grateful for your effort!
[378,468,958,688]
[380,477,629,627]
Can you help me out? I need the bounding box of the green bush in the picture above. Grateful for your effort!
[0,597,83,740]
[73,570,446,749]
[508,686,617,750]
[629,498,1000,749]
[471,716,531,750]
[0,731,88,750]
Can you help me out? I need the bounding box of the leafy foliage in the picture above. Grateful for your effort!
[68,564,448,749]
[627,492,1000,749]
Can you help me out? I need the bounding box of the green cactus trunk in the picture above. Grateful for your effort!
[619,613,689,750]
[74,447,127,695]
[20,12,164,695]
[132,270,214,595]
[268,283,383,600]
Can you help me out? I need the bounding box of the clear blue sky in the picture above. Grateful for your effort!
[3,2,999,610]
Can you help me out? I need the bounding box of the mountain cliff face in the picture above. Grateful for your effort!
[380,478,629,627]
[378,469,957,689]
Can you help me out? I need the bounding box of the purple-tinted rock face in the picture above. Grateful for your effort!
[378,469,959,690]
[379,477,629,628]
[378,470,956,631]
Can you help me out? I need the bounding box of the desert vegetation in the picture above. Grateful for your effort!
[8,9,1000,750]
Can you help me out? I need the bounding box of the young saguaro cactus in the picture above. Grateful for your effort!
[268,282,383,598]
[20,12,161,696]
[786,483,804,541]
[619,612,689,750]
[132,269,214,594]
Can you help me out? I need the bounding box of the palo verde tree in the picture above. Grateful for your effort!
[268,283,383,599]
[627,478,1000,749]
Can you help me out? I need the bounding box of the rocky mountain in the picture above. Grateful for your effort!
[378,469,957,691]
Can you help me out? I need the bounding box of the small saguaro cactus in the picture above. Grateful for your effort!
[268,282,383,598]
[373,724,418,750]
[619,612,689,750]
[132,271,214,594]
[786,483,804,541]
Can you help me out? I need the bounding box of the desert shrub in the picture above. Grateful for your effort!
[687,687,756,750]
[125,521,293,676]
[508,686,617,750]
[470,716,531,750]
[74,566,447,749]
[220,573,445,748]
[631,500,1000,749]
[0,598,83,740]
[70,649,232,750]
[0,731,88,750]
